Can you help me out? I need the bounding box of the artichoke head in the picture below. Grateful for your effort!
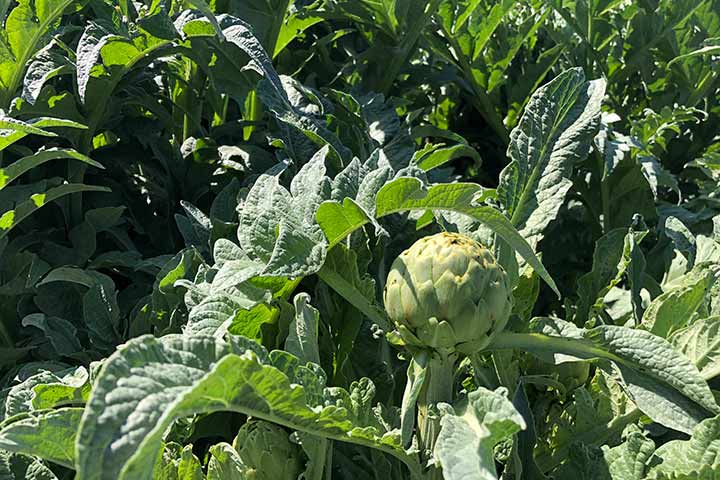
[384,232,513,355]
[232,420,303,480]
[526,356,590,392]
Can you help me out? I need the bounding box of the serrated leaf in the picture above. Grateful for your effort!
[206,443,248,480]
[238,172,292,263]
[648,415,720,478]
[76,334,418,480]
[521,319,720,434]
[184,291,271,337]
[602,431,655,480]
[498,68,605,249]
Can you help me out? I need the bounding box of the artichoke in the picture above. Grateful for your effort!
[232,420,303,480]
[526,357,590,392]
[384,232,513,355]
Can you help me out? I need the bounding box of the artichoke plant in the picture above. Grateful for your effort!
[232,420,304,480]
[384,232,513,355]
[383,232,513,472]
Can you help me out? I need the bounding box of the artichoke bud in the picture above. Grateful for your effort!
[384,232,513,355]
[232,420,303,480]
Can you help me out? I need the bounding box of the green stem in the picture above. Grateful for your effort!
[489,332,625,365]
[243,90,261,141]
[417,352,455,479]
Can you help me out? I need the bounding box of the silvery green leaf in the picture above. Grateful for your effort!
[671,316,720,380]
[289,146,332,237]
[75,334,418,480]
[238,172,292,263]
[647,415,720,478]
[331,157,368,201]
[0,408,82,469]
[213,239,248,266]
[262,220,327,277]
[211,258,264,291]
[184,290,271,337]
[525,319,719,434]
[21,42,71,105]
[75,22,124,103]
[601,431,655,480]
[498,68,605,249]
[664,216,696,269]
[434,387,525,480]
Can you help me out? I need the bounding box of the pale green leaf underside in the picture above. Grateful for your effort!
[435,387,525,480]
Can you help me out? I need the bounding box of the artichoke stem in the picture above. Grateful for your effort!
[417,351,456,476]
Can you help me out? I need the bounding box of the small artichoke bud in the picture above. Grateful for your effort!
[526,356,590,392]
[384,232,513,355]
[232,420,303,480]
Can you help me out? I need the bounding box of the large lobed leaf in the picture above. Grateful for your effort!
[498,67,606,249]
[75,334,418,480]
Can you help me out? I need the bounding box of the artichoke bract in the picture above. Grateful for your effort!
[384,232,513,355]
[232,420,304,480]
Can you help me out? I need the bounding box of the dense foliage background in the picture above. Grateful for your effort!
[0,0,719,479]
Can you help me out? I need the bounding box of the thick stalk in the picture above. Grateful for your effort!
[416,352,456,480]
